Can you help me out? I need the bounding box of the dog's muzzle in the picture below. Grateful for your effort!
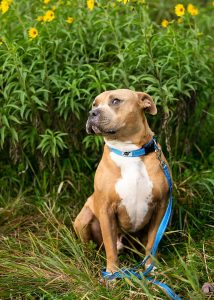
[86,108,117,135]
[86,108,101,134]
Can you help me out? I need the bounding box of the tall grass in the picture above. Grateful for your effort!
[0,197,213,299]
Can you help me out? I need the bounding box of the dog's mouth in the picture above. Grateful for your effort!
[91,125,117,135]
[87,123,117,136]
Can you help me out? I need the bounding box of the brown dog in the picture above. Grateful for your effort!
[74,89,169,273]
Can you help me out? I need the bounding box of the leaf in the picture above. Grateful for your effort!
[10,128,19,142]
[9,115,21,124]
[0,126,6,148]
[2,115,9,128]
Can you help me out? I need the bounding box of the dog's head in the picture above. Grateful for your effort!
[86,89,157,139]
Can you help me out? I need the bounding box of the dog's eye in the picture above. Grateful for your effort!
[112,98,121,105]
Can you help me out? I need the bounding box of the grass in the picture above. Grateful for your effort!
[0,180,213,300]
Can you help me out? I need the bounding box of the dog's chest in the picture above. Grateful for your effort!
[110,152,153,231]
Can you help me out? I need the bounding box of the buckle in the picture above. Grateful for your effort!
[144,140,155,154]
[160,161,167,169]
[122,151,132,157]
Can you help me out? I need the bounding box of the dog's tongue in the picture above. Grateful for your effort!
[92,125,101,134]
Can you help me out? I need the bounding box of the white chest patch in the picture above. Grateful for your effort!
[106,140,153,232]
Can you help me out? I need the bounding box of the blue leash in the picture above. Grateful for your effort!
[102,138,182,300]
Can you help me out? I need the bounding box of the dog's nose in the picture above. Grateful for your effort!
[89,109,100,118]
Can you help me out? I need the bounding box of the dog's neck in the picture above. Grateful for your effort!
[105,128,154,151]
[105,116,154,151]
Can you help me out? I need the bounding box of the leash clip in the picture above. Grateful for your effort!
[160,160,167,170]
[153,139,166,169]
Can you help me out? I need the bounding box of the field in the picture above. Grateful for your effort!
[0,0,214,299]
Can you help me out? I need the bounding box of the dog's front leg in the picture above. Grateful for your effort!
[145,203,167,268]
[99,205,119,273]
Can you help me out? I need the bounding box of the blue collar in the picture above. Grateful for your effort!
[109,137,158,157]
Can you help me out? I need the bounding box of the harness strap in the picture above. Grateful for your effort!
[102,138,182,300]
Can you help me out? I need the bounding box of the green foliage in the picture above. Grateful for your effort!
[0,0,213,185]
[38,129,68,157]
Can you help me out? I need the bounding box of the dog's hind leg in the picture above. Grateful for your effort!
[74,195,102,246]
[74,195,94,242]
[74,205,93,242]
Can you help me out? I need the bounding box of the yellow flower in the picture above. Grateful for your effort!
[187,4,198,16]
[28,27,38,40]
[66,17,74,24]
[190,7,198,16]
[175,4,185,16]
[177,17,183,23]
[36,15,44,22]
[44,0,50,3]
[187,3,194,12]
[0,0,9,14]
[43,10,55,22]
[212,1,214,6]
[51,5,57,10]
[161,19,169,28]
[87,0,94,10]
[118,0,130,3]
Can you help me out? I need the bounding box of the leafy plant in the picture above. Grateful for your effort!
[38,129,68,158]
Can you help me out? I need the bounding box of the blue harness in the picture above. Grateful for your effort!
[102,138,182,300]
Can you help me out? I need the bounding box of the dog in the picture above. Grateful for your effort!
[74,89,170,274]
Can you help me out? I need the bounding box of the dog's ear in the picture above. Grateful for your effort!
[136,92,157,115]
